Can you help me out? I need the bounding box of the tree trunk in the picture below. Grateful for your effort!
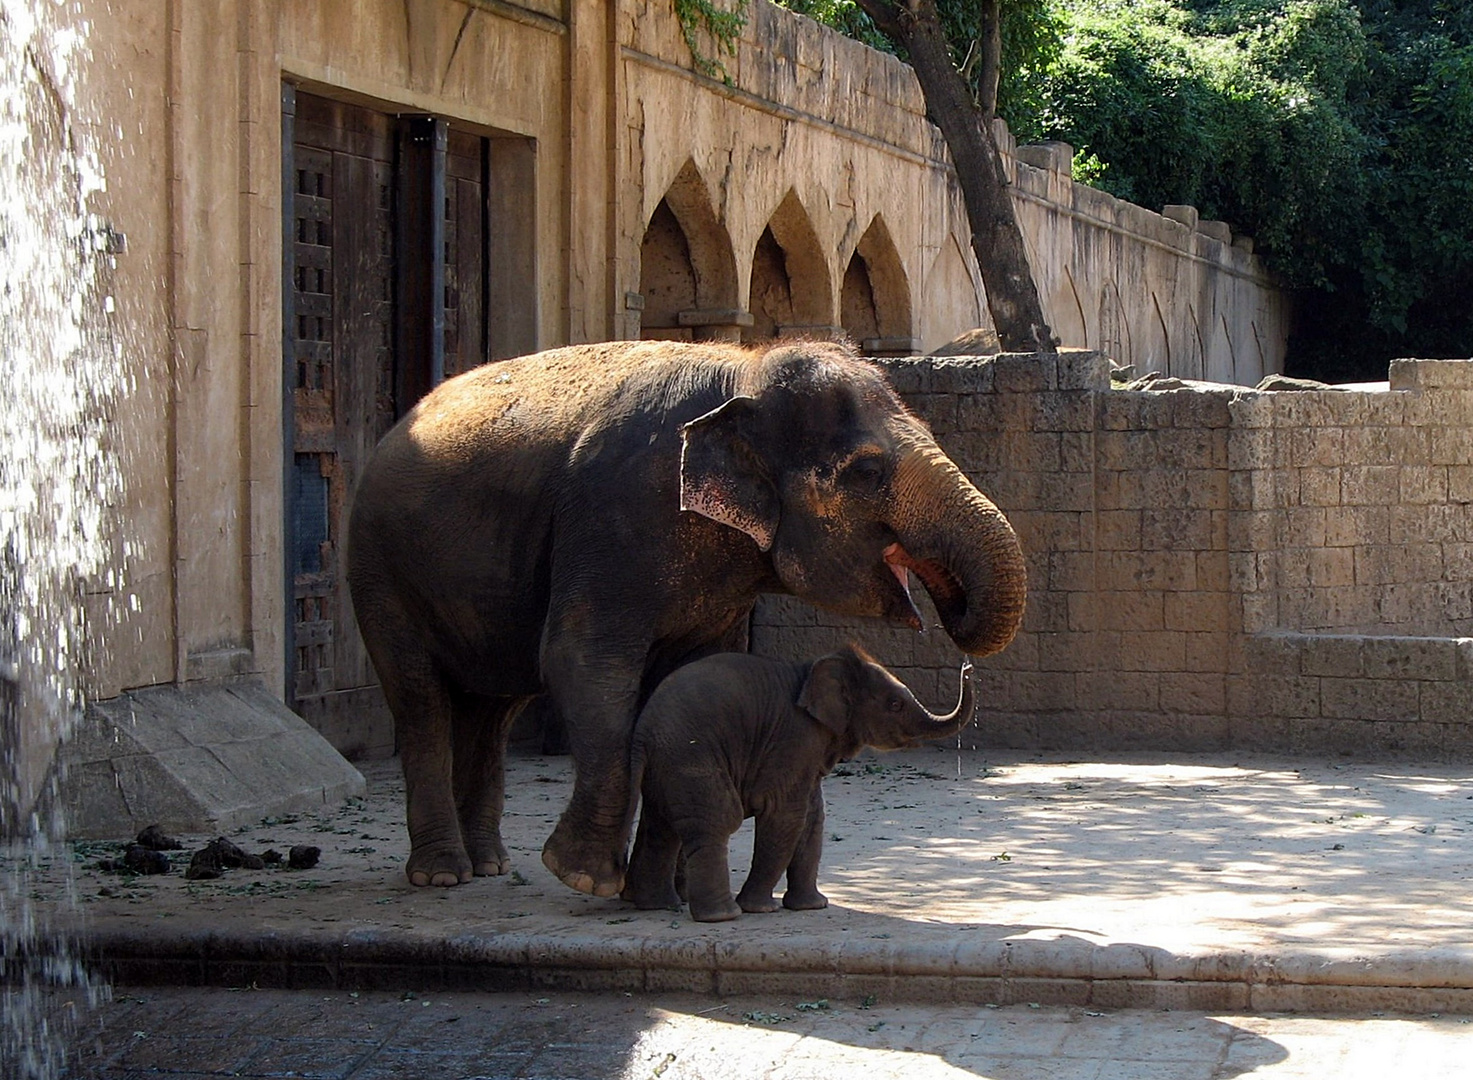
[976,0,1001,122]
[855,0,1055,353]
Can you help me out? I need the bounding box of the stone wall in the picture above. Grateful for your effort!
[14,0,1298,826]
[753,355,1473,760]
[622,1,1291,376]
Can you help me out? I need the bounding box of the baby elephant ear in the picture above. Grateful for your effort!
[797,655,850,736]
[679,396,779,551]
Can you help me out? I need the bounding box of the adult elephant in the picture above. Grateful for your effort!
[346,339,1026,894]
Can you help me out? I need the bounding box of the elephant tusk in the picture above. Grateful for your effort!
[883,543,925,630]
[884,540,968,627]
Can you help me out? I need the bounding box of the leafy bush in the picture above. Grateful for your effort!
[776,0,1472,379]
[1017,0,1473,380]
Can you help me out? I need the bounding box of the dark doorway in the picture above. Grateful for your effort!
[281,87,534,757]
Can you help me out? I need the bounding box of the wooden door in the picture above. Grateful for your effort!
[444,131,486,379]
[285,92,400,756]
[283,90,506,757]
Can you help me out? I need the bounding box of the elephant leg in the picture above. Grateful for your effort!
[673,846,688,903]
[681,835,742,923]
[782,786,828,911]
[669,784,743,922]
[623,807,683,911]
[539,632,647,898]
[452,692,525,876]
[736,803,807,915]
[361,606,469,887]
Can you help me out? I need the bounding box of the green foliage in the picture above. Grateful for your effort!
[776,0,893,51]
[674,0,751,81]
[1020,0,1473,379]
[1071,149,1110,185]
[775,0,1064,111]
[770,0,1472,377]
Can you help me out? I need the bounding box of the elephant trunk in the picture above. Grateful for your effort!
[905,660,976,742]
[886,443,1027,658]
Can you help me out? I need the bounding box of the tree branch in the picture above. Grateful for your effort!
[976,0,1001,121]
[851,0,902,40]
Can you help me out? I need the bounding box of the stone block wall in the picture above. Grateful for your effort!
[752,352,1473,759]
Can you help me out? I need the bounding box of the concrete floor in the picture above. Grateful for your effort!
[60,985,1473,1079]
[11,744,1473,1074]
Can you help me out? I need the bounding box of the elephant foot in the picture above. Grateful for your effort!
[622,880,683,911]
[466,836,511,877]
[406,843,473,888]
[689,895,742,923]
[541,834,625,899]
[783,888,829,911]
[736,888,781,915]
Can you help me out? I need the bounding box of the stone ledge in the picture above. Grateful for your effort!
[1247,630,1473,682]
[54,679,365,839]
[78,923,1473,1014]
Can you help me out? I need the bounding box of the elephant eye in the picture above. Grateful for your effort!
[841,455,885,493]
[886,697,904,713]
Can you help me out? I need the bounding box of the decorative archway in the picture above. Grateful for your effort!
[922,234,982,352]
[841,215,915,355]
[745,189,834,343]
[638,160,743,341]
[1098,282,1130,367]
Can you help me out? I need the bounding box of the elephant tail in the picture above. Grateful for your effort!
[623,740,649,848]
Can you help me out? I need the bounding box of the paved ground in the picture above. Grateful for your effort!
[57,986,1473,1078]
[20,746,1473,1008]
[9,745,1473,1075]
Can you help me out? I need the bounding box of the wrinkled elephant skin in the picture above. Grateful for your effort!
[345,340,1025,893]
[626,648,976,922]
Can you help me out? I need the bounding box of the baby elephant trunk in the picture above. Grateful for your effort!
[901,661,976,745]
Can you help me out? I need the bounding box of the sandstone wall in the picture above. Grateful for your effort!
[70,0,1291,716]
[753,355,1473,760]
[13,0,1297,825]
[622,2,1290,373]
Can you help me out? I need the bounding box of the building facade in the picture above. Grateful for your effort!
[8,0,1290,830]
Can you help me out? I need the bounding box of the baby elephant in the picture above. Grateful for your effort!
[625,646,975,922]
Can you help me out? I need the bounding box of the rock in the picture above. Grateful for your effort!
[208,837,266,871]
[185,836,266,879]
[1255,373,1340,391]
[134,824,183,851]
[185,846,223,880]
[121,844,172,875]
[928,327,1000,357]
[1121,371,1189,391]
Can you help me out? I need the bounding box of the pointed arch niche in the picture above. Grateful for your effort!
[922,234,982,353]
[841,215,915,355]
[638,160,744,341]
[744,189,835,343]
[1098,282,1131,368]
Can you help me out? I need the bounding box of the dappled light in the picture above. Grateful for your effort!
[814,751,1473,954]
[36,749,1473,964]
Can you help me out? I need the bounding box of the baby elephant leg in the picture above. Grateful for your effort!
[737,798,810,914]
[624,807,683,911]
[681,835,742,922]
[675,786,744,922]
[782,786,828,911]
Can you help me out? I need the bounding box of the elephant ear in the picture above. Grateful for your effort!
[797,655,851,737]
[679,396,779,552]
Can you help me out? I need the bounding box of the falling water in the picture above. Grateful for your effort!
[2,0,123,1074]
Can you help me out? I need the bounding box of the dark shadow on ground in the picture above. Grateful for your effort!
[61,985,1291,1079]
